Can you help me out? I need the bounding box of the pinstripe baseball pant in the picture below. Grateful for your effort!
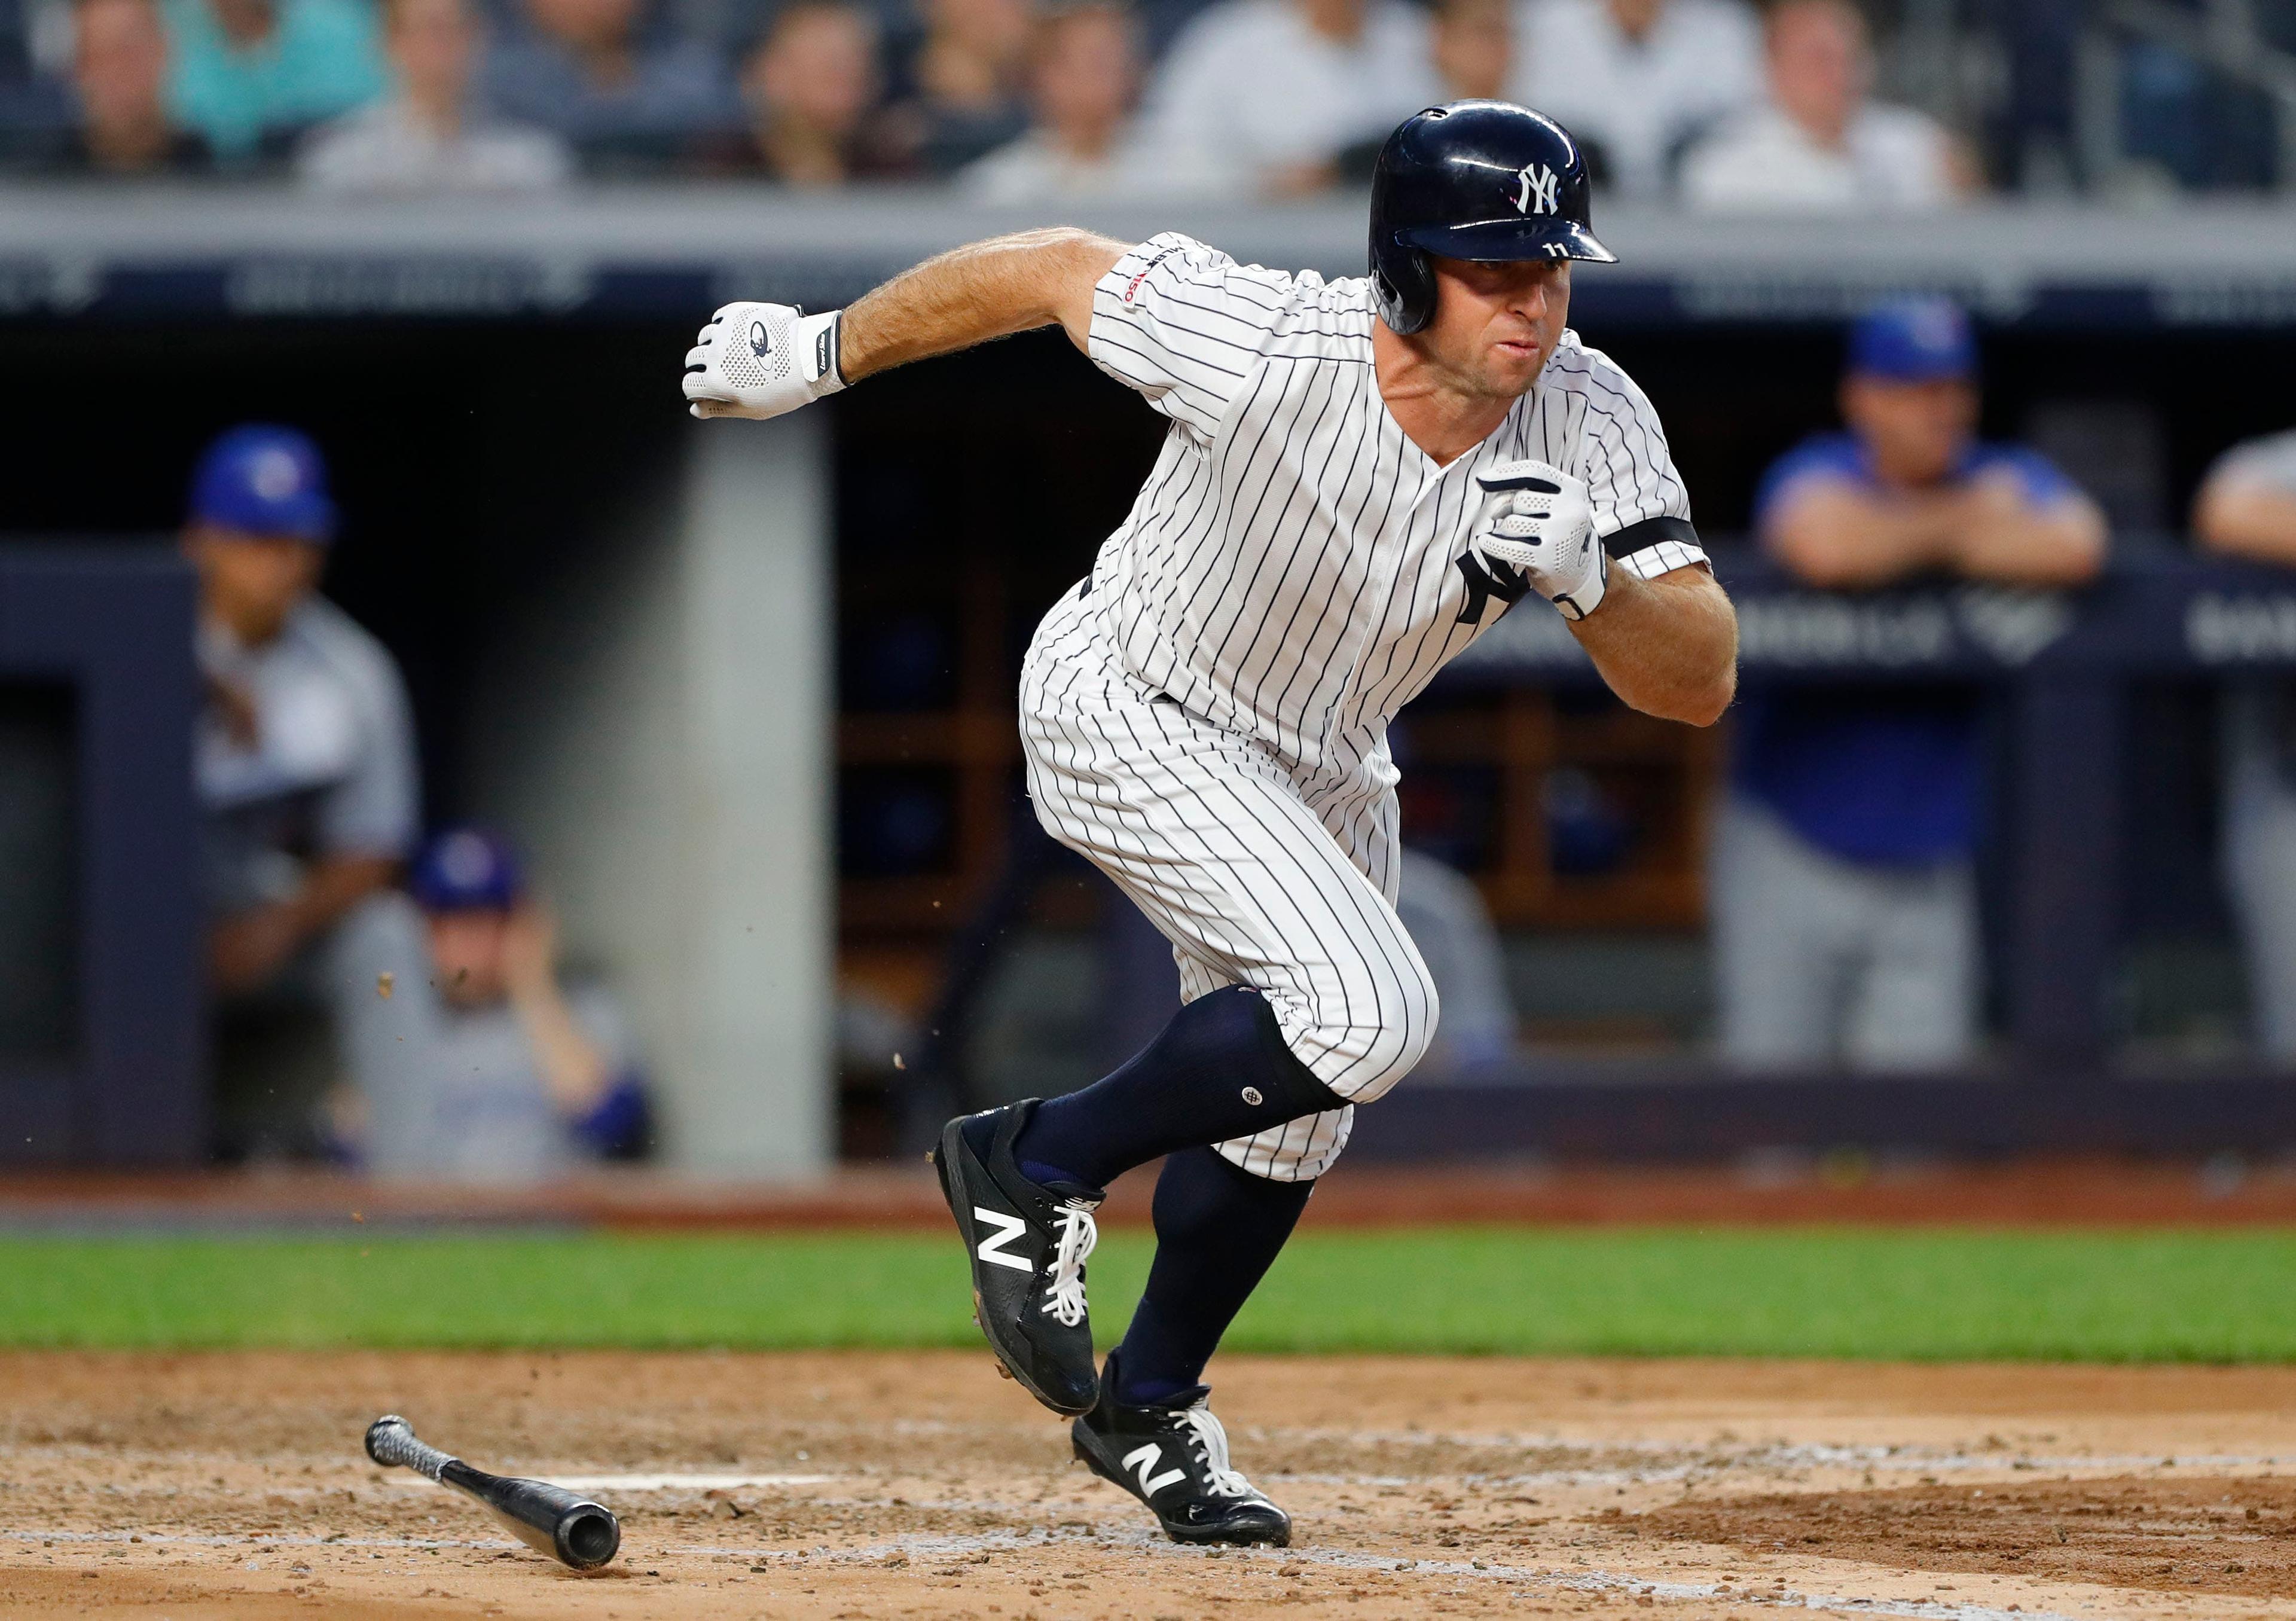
[1018,589,1440,1182]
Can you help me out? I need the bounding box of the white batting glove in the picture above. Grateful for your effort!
[1470,459,1606,621]
[682,301,846,420]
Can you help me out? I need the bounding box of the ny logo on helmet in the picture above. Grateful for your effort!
[1513,162,1560,216]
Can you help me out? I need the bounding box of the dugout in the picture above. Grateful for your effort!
[5,188,2296,1168]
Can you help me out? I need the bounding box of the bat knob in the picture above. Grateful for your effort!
[364,1415,410,1466]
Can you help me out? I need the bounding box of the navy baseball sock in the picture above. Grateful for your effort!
[1115,1146,1313,1405]
[1012,985,1345,1192]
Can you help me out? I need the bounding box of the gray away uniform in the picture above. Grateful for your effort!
[331,895,640,1180]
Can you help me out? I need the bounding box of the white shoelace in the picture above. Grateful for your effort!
[1038,1199,1097,1327]
[1177,1404,1255,1498]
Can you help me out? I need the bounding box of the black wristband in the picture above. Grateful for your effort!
[817,311,844,389]
[1602,515,1701,558]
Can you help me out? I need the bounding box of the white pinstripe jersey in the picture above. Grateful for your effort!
[1079,233,1706,778]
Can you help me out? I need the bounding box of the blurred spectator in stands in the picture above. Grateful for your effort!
[480,0,736,172]
[962,1,1225,200]
[2195,429,2296,1060]
[0,0,66,166]
[300,0,569,193]
[1512,0,1760,202]
[2116,35,2278,196]
[1335,0,1509,182]
[188,425,420,1155]
[1433,0,1507,100]
[1974,0,2078,193]
[1711,300,2105,1070]
[1681,0,1970,214]
[699,0,903,183]
[0,0,33,84]
[57,0,213,172]
[1140,0,1437,196]
[881,0,1030,175]
[163,0,385,162]
[332,828,652,1179]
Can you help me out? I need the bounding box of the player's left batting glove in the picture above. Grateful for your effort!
[1470,459,1607,621]
[682,301,846,420]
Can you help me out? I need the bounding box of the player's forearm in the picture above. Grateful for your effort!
[1950,500,2107,587]
[838,228,1128,381]
[1570,565,1738,727]
[2196,482,2296,566]
[508,982,612,1115]
[209,853,396,994]
[289,854,398,941]
[1765,488,1956,588]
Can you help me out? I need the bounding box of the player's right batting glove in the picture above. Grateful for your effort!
[1470,459,1607,621]
[682,301,846,420]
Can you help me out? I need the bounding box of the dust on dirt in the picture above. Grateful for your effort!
[1626,1475,2296,1599]
[3,1350,2294,1619]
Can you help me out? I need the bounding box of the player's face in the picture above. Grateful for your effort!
[1424,256,1571,400]
[184,525,325,645]
[1841,374,1977,487]
[428,909,511,1006]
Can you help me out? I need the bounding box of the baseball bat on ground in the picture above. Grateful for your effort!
[364,1414,621,1570]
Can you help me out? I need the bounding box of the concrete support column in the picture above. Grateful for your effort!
[671,418,833,1175]
[470,416,832,1179]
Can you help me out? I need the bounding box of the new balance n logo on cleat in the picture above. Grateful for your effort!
[936,1102,1102,1415]
[972,1207,1032,1272]
[1073,1353,1293,1547]
[1124,1444,1186,1497]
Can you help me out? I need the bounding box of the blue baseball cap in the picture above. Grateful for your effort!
[409,827,526,914]
[187,425,337,541]
[1848,298,1976,383]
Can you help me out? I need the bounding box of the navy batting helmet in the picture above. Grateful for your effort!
[409,826,526,914]
[1369,100,1616,337]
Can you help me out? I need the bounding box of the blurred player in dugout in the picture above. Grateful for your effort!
[1711,300,2106,1068]
[330,827,652,1178]
[2195,424,2296,1060]
[189,424,419,1153]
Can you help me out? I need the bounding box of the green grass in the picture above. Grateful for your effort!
[2,1228,2292,1361]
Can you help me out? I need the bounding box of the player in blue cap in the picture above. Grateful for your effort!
[328,826,652,1176]
[1710,298,2107,1069]
[187,424,421,1155]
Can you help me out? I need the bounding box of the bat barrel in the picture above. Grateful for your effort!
[554,1503,622,1569]
[365,1415,622,1571]
[441,1458,622,1570]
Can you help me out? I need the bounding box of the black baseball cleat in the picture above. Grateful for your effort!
[930,1100,1103,1416]
[1071,1351,1292,1546]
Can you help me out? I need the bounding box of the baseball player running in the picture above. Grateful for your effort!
[684,100,1738,1547]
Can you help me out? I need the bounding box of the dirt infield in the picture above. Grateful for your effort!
[4,1353,2293,1619]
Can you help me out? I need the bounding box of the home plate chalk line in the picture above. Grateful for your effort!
[382,1472,833,1492]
